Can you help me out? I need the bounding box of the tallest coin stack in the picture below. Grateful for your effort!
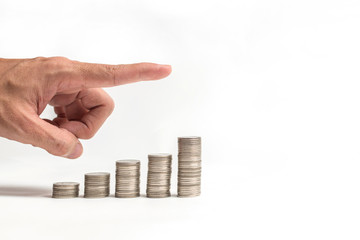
[177,136,202,197]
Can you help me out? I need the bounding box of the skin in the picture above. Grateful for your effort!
[0,57,172,159]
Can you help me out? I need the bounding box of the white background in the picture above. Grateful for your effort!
[0,0,360,239]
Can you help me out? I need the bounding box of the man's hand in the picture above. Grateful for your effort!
[0,57,172,159]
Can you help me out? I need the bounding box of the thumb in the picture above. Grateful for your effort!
[28,115,83,159]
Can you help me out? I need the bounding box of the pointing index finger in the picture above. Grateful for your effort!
[53,59,172,92]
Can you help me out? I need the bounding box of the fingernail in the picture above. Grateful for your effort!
[159,64,172,71]
[67,143,83,159]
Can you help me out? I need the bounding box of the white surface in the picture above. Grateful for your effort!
[1,0,360,239]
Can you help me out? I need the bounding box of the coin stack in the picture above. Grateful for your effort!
[146,154,172,198]
[84,172,110,198]
[52,182,79,198]
[178,136,202,197]
[115,160,140,198]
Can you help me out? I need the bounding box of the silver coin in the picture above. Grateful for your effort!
[148,153,172,158]
[53,182,79,187]
[116,160,140,165]
[85,172,110,176]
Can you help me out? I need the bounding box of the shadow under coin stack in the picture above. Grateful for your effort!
[84,172,110,198]
[177,136,202,197]
[146,154,172,198]
[115,160,140,198]
[52,182,79,198]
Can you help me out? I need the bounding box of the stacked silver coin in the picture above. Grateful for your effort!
[84,172,110,198]
[52,182,79,198]
[178,136,202,197]
[115,160,140,198]
[146,154,172,198]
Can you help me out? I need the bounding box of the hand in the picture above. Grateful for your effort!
[0,57,172,159]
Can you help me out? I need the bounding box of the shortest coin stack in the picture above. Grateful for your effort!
[115,160,141,198]
[52,182,79,198]
[84,172,110,198]
[147,154,172,198]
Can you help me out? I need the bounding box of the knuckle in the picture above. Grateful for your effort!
[32,56,47,62]
[109,98,115,113]
[48,56,71,63]
[81,120,96,140]
[37,57,74,83]
[43,57,72,69]
[108,97,115,114]
[104,65,118,86]
[104,64,126,86]
[136,64,143,80]
[81,131,94,140]
[101,90,115,115]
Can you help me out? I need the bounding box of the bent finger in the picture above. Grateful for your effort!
[57,89,114,139]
